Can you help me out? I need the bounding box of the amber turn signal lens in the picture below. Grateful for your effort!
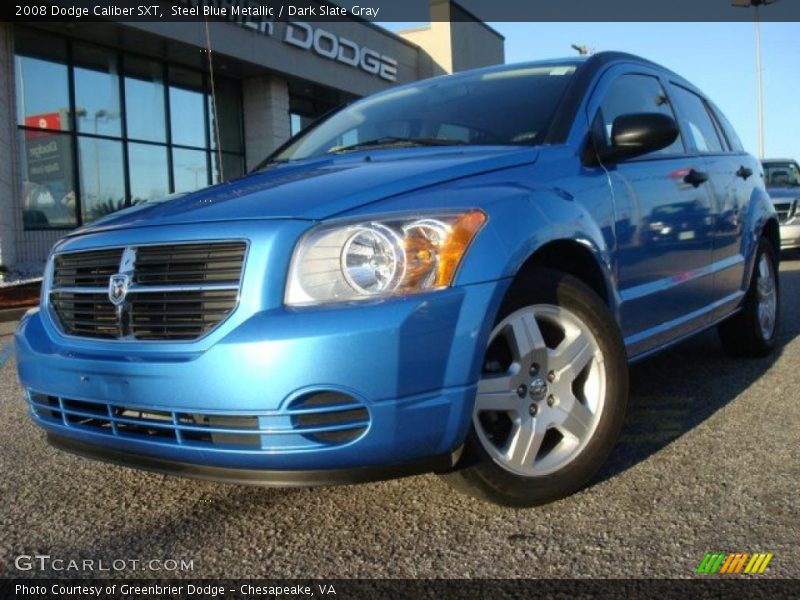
[435,210,486,286]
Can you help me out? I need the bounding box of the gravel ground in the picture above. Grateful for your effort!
[1,260,798,580]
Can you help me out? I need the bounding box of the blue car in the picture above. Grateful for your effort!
[15,52,780,506]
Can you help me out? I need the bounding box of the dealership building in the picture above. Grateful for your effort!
[0,1,504,274]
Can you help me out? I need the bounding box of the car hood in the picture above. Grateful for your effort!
[767,186,800,200]
[73,146,539,235]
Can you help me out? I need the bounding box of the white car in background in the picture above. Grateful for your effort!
[762,159,800,253]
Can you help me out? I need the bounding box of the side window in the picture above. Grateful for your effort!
[668,84,725,153]
[598,73,684,156]
[709,102,744,153]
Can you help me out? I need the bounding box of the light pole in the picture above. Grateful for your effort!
[732,0,779,159]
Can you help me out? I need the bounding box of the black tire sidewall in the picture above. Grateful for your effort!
[450,268,629,507]
[749,239,780,349]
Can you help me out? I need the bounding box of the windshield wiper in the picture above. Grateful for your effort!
[328,136,467,154]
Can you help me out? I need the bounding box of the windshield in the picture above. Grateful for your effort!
[271,63,579,163]
[763,162,800,187]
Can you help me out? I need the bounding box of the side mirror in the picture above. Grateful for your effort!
[596,112,679,163]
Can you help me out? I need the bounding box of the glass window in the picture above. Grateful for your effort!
[211,152,244,184]
[172,148,208,193]
[290,113,314,136]
[209,77,242,152]
[15,32,70,131]
[18,129,76,228]
[276,64,579,162]
[763,162,800,188]
[128,143,169,203]
[668,85,724,153]
[124,56,166,143]
[77,137,125,222]
[170,67,206,148]
[598,74,684,156]
[709,102,744,153]
[73,44,121,137]
[14,29,244,229]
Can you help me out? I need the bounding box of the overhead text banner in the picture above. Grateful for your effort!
[3,0,800,23]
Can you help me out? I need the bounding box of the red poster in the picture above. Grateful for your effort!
[25,112,62,138]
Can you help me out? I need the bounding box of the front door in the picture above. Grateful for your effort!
[589,69,716,354]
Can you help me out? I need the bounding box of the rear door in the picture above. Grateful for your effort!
[666,84,752,306]
[587,66,716,355]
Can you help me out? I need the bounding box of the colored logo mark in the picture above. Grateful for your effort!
[696,552,773,574]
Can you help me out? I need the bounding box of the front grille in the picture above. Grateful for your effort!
[130,289,239,340]
[51,292,119,339]
[49,241,246,341]
[54,249,124,287]
[134,243,246,285]
[28,392,371,451]
[774,200,797,224]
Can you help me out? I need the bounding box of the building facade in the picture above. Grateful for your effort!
[0,1,504,274]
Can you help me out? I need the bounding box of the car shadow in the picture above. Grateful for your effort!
[592,264,799,486]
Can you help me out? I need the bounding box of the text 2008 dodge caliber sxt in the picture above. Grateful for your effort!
[16,53,780,506]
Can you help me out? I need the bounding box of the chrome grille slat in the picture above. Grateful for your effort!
[134,242,246,286]
[54,248,124,287]
[49,241,246,341]
[773,200,797,224]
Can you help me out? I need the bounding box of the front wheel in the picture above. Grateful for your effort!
[442,269,628,507]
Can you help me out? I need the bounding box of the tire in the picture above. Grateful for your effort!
[718,237,780,358]
[442,268,629,507]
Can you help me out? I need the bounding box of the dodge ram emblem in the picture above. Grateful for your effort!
[108,274,130,306]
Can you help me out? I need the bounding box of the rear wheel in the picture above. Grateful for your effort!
[443,269,628,507]
[718,237,779,357]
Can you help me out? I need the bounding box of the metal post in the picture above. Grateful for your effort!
[754,4,765,158]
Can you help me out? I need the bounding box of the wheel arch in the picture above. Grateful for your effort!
[507,238,614,309]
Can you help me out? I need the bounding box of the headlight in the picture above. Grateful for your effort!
[285,210,486,306]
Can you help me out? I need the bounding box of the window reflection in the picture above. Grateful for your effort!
[18,130,76,228]
[14,32,70,131]
[73,44,121,137]
[14,29,244,229]
[78,137,125,222]
[173,148,208,193]
[170,67,206,148]
[125,56,166,143]
[128,143,169,203]
[290,113,314,136]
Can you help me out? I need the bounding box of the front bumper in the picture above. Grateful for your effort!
[779,220,800,250]
[48,434,462,487]
[16,275,506,479]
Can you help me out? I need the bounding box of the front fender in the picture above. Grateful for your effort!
[342,162,615,309]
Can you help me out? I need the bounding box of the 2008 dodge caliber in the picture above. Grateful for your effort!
[16,53,780,506]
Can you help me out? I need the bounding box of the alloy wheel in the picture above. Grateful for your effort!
[756,254,777,340]
[474,304,606,477]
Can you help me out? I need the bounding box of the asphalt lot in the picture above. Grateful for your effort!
[1,259,798,580]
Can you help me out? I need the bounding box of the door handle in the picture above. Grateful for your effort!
[684,169,709,187]
[736,165,753,180]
